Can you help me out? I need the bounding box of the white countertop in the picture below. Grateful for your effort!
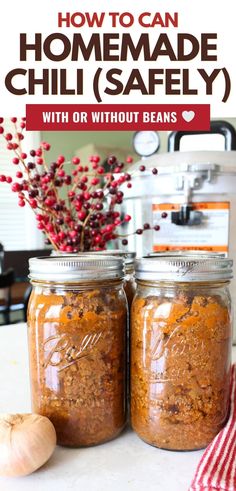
[0,323,235,491]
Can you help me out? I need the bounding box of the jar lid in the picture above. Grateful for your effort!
[135,255,233,282]
[50,249,136,265]
[124,252,136,265]
[29,255,125,282]
[78,250,136,264]
[147,250,226,258]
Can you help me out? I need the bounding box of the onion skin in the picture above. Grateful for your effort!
[0,413,57,477]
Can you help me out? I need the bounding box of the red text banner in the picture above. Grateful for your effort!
[26,104,210,131]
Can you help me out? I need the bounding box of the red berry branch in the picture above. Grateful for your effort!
[0,117,163,252]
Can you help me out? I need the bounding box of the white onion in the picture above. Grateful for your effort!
[0,413,56,477]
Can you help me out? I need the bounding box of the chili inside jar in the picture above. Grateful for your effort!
[27,255,127,447]
[131,254,233,450]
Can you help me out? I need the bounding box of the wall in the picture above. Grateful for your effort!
[41,130,136,163]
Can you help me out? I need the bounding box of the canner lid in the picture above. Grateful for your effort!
[129,151,236,175]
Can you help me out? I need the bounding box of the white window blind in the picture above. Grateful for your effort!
[0,120,44,251]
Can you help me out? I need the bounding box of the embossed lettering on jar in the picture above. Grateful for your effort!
[27,255,127,447]
[131,255,233,451]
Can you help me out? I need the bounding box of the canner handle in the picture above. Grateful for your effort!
[168,120,236,152]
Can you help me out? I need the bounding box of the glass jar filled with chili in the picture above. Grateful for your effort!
[131,254,233,451]
[27,255,127,447]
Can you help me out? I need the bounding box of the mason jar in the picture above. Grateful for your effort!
[27,255,127,447]
[131,255,233,450]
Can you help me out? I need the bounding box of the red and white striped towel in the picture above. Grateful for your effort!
[189,364,236,491]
